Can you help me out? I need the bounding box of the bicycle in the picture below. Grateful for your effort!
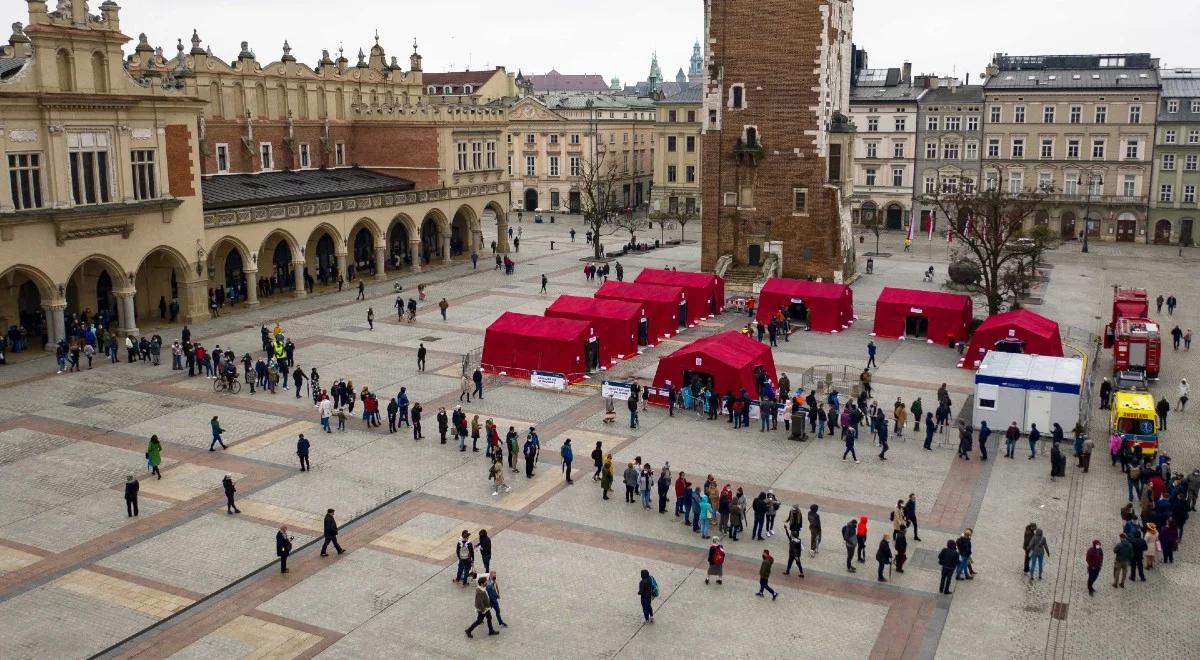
[213,377,242,394]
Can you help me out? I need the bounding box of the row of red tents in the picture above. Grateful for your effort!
[481,269,724,383]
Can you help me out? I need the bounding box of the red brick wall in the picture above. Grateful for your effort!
[349,124,440,189]
[164,124,195,197]
[701,0,846,280]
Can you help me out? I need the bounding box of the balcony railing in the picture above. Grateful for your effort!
[1043,193,1145,205]
[733,139,763,165]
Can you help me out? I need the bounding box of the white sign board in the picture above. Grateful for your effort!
[530,371,566,390]
[602,381,633,400]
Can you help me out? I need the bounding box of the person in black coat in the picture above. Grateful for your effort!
[321,508,344,556]
[276,525,293,573]
[876,536,893,582]
[124,476,140,517]
[297,434,311,471]
[937,540,960,594]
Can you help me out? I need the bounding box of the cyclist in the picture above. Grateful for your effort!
[222,360,238,390]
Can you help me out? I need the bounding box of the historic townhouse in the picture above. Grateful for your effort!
[981,53,1160,241]
[849,62,921,230]
[651,85,703,218]
[914,80,984,229]
[1149,69,1200,245]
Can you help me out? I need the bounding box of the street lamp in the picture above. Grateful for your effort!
[1081,173,1099,254]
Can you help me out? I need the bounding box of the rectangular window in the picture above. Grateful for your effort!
[945,116,961,131]
[943,142,960,159]
[1163,154,1176,170]
[924,176,936,194]
[526,133,535,144]
[67,131,111,205]
[1014,106,1026,123]
[130,149,157,200]
[1165,129,1177,144]
[987,138,1000,158]
[1064,174,1079,196]
[456,142,468,171]
[622,153,628,172]
[1129,105,1142,124]
[1167,100,1179,113]
[730,84,744,109]
[866,142,878,159]
[667,165,677,183]
[1191,100,1200,113]
[723,192,738,206]
[1038,171,1052,191]
[686,166,696,183]
[894,117,907,132]
[549,134,558,145]
[966,116,979,131]
[1043,106,1055,123]
[525,155,536,176]
[507,155,512,176]
[985,172,999,191]
[1089,176,1104,196]
[793,188,808,214]
[1069,106,1082,124]
[471,142,483,170]
[865,168,877,186]
[1092,139,1106,159]
[1009,171,1023,194]
[486,141,497,169]
[1011,138,1025,159]
[334,142,345,166]
[686,136,696,152]
[668,110,677,122]
[827,143,842,182]
[215,143,229,173]
[259,142,273,171]
[1187,155,1198,171]
[1067,139,1081,159]
[1123,174,1137,197]
[569,156,581,177]
[548,155,559,177]
[1125,140,1139,160]
[299,143,311,169]
[892,167,904,186]
[965,142,978,160]
[1040,138,1053,159]
[740,186,754,208]
[926,141,937,159]
[570,134,580,145]
[1185,185,1197,203]
[687,111,696,123]
[1160,184,1174,202]
[1095,106,1107,123]
[667,136,677,152]
[867,117,879,132]
[926,115,939,131]
[623,133,628,144]
[1189,130,1200,145]
[989,106,1001,123]
[893,142,905,158]
[7,153,43,210]
[963,176,976,194]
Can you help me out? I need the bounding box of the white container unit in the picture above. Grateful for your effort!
[973,352,1083,434]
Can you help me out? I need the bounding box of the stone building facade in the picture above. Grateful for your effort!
[700,0,856,282]
[0,0,510,349]
[1149,69,1200,245]
[849,64,920,230]
[913,81,984,229]
[981,53,1159,241]
[650,86,702,220]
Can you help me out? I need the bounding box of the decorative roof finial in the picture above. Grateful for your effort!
[281,40,295,62]
[189,29,204,55]
[356,47,366,67]
[413,37,418,53]
[374,29,380,45]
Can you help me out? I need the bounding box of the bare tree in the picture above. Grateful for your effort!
[650,208,697,243]
[614,209,650,247]
[861,209,884,255]
[579,151,622,260]
[923,178,1052,315]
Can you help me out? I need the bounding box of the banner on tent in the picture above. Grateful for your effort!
[531,371,567,390]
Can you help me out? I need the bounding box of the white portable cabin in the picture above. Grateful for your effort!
[973,352,1083,433]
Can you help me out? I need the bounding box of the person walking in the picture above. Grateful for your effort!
[876,535,893,582]
[637,569,656,623]
[600,454,614,500]
[1178,378,1190,412]
[784,508,806,577]
[540,274,548,294]
[485,571,507,627]
[1026,528,1050,581]
[472,367,484,400]
[465,576,499,637]
[955,529,973,580]
[321,509,345,556]
[977,421,990,461]
[460,375,472,403]
[208,415,227,451]
[416,343,427,372]
[222,475,240,514]
[757,549,779,599]
[124,476,140,517]
[894,525,909,573]
[1083,539,1103,595]
[843,424,859,463]
[866,340,878,369]
[356,280,365,301]
[877,415,889,461]
[276,525,293,573]
[1112,533,1132,588]
[146,435,163,480]
[438,298,449,321]
[591,441,604,481]
[296,434,311,471]
[842,519,858,573]
[937,540,959,594]
[705,538,725,585]
[561,438,574,484]
[904,494,921,542]
[808,504,822,556]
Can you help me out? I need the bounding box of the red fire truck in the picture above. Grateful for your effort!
[1111,318,1161,379]
[1104,288,1148,348]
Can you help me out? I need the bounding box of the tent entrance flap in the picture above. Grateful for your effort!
[585,337,601,372]
[994,338,1025,354]
[905,316,928,338]
[682,369,715,391]
[678,302,689,328]
[638,318,649,346]
[787,301,809,325]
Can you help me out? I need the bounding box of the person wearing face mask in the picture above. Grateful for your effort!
[1084,539,1103,595]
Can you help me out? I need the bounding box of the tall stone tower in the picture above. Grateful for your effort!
[688,40,703,83]
[700,0,856,282]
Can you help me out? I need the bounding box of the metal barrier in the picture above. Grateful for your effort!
[1062,325,1100,429]
[799,364,861,398]
[461,347,482,377]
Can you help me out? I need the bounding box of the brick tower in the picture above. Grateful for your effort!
[701,0,857,282]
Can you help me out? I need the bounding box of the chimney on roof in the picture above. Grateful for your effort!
[902,61,912,84]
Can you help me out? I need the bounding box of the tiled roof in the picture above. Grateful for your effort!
[524,70,610,93]
[919,85,985,104]
[984,69,1159,90]
[423,70,498,85]
[201,167,415,211]
[1161,71,1200,99]
[533,92,656,111]
[658,85,703,104]
[850,83,922,102]
[0,56,27,80]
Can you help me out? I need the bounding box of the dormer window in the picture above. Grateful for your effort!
[427,85,436,95]
[464,85,473,94]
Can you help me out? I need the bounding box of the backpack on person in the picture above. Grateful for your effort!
[649,575,660,599]
[713,546,726,565]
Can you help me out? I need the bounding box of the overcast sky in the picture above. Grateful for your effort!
[99,0,1199,86]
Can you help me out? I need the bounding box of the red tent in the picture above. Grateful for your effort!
[872,287,973,346]
[545,295,642,366]
[652,331,778,402]
[634,269,725,323]
[959,309,1063,369]
[755,278,854,333]
[482,312,596,383]
[595,281,685,343]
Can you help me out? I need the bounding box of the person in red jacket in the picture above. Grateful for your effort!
[1085,539,1103,595]
[674,472,688,516]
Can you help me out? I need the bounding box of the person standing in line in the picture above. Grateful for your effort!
[978,421,991,461]
[522,434,537,479]
[955,529,974,580]
[640,466,653,510]
[591,441,604,481]
[366,307,374,331]
[623,462,639,503]
[1028,423,1041,459]
[485,571,507,627]
[465,576,499,637]
[1022,522,1038,573]
[276,525,293,573]
[843,424,859,463]
[757,549,779,599]
[656,468,670,513]
[209,415,227,451]
[600,454,614,500]
[411,402,424,440]
[637,569,656,623]
[1129,530,1148,582]
[808,504,822,556]
[321,508,345,556]
[297,434,311,471]
[146,435,163,480]
[764,490,779,537]
[937,540,959,594]
[1084,539,1103,595]
[1026,528,1050,581]
[894,525,909,572]
[124,476,140,517]
[416,343,427,372]
[561,439,574,485]
[472,367,484,400]
[841,519,858,573]
[705,538,725,585]
[876,535,893,582]
[222,475,240,514]
[923,412,936,450]
[1004,421,1020,459]
[752,493,768,540]
[1112,533,1132,588]
[478,529,492,574]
